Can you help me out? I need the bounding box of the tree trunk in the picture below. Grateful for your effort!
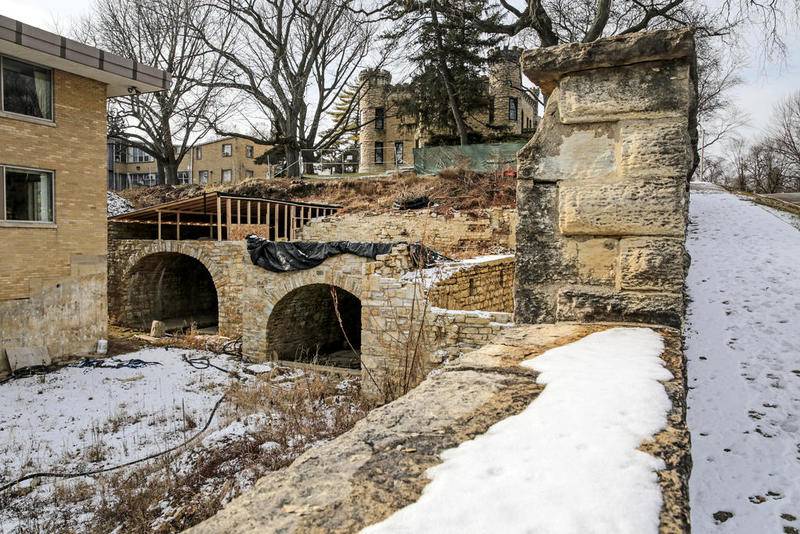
[284,147,301,178]
[156,161,166,186]
[163,162,179,186]
[431,1,468,146]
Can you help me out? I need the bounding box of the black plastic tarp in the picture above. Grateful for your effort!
[246,236,449,273]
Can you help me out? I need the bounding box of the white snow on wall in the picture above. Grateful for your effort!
[107,191,133,217]
[362,327,672,534]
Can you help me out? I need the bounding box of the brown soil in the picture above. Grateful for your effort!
[118,169,515,215]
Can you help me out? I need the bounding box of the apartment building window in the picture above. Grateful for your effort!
[222,169,232,182]
[508,97,518,121]
[128,147,152,163]
[222,143,232,157]
[128,173,157,187]
[394,141,404,164]
[198,170,209,184]
[375,107,385,130]
[246,145,254,158]
[245,170,254,178]
[195,146,203,160]
[1,56,53,121]
[374,141,384,164]
[0,166,54,222]
[177,171,190,184]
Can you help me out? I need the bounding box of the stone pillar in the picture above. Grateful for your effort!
[514,29,697,328]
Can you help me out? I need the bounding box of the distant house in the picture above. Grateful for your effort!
[0,15,169,373]
[107,136,270,189]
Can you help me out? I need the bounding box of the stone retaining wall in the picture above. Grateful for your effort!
[426,256,514,312]
[296,208,517,257]
[515,29,697,328]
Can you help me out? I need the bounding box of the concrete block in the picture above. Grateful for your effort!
[6,346,52,371]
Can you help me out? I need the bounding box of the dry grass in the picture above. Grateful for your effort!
[0,368,371,534]
[117,170,515,215]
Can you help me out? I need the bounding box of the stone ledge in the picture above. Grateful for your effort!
[188,323,689,534]
[521,28,695,95]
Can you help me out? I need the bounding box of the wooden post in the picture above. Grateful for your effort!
[209,214,214,239]
[216,196,223,241]
[226,198,233,240]
[284,204,289,240]
[176,212,181,241]
[157,211,162,240]
[247,201,252,224]
[237,199,241,226]
[266,202,271,240]
[289,205,296,240]
[257,202,261,226]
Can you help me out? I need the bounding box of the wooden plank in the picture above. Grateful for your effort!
[247,201,252,224]
[289,205,296,240]
[266,202,271,240]
[237,199,241,225]
[176,212,181,241]
[257,202,261,226]
[216,196,223,241]
[157,211,162,240]
[226,198,232,240]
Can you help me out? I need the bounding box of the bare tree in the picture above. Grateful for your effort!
[196,0,380,177]
[80,0,228,185]
[770,90,800,188]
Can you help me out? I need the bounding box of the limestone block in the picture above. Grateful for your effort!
[518,96,617,182]
[619,118,693,178]
[521,28,696,95]
[558,60,693,124]
[556,286,683,327]
[618,237,685,291]
[564,238,618,284]
[558,178,687,237]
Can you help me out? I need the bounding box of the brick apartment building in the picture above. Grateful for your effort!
[358,47,538,174]
[108,136,269,189]
[0,15,168,372]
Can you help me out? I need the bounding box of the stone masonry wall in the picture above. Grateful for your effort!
[107,239,248,338]
[515,29,697,328]
[426,256,514,313]
[297,208,517,258]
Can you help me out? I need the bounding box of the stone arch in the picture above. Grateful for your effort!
[121,250,221,332]
[266,283,362,369]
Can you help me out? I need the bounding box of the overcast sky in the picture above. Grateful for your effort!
[3,0,799,154]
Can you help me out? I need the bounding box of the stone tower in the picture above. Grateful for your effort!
[488,47,538,134]
[358,69,392,174]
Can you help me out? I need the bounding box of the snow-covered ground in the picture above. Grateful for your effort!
[0,348,230,482]
[686,185,800,532]
[364,327,672,534]
[0,346,359,533]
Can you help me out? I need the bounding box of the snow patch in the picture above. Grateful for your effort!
[107,191,133,217]
[363,327,671,534]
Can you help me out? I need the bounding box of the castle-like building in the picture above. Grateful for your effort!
[357,48,538,174]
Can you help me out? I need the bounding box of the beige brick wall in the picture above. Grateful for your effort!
[0,69,108,364]
[426,256,515,313]
[0,69,107,301]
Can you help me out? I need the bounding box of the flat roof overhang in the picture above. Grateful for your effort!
[0,15,169,96]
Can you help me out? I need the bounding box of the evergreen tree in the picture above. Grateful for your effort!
[387,0,503,146]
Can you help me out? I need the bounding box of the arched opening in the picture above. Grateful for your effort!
[266,284,361,369]
[125,252,219,332]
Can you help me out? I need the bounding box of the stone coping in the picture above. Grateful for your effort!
[521,28,695,94]
[188,322,689,534]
